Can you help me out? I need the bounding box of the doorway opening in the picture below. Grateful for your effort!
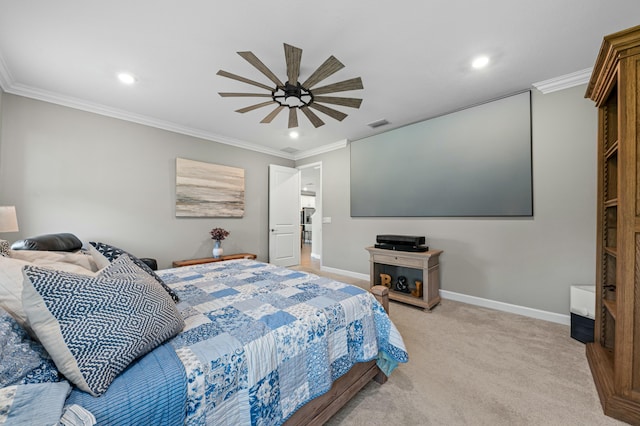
[298,162,322,269]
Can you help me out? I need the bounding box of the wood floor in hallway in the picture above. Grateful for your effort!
[299,243,319,269]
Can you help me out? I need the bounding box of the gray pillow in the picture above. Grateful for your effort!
[11,233,82,252]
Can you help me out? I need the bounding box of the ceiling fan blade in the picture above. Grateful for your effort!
[313,96,362,108]
[288,108,299,128]
[284,43,302,84]
[301,56,344,89]
[235,101,275,113]
[219,92,272,97]
[300,106,325,128]
[261,105,286,123]
[312,77,363,95]
[309,103,348,121]
[237,51,284,87]
[217,70,274,91]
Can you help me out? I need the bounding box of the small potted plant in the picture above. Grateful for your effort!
[210,227,229,258]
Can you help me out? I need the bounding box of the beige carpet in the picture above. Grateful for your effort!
[291,266,623,426]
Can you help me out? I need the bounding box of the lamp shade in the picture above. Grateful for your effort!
[0,206,19,233]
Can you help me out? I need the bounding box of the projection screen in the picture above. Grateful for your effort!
[350,91,532,217]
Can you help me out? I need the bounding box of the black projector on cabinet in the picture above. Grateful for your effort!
[374,235,428,252]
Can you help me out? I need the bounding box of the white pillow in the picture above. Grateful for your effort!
[9,250,98,272]
[87,244,110,269]
[0,256,97,329]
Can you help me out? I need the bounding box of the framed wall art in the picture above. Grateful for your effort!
[175,157,245,217]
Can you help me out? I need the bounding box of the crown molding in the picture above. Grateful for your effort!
[293,139,348,160]
[0,77,354,161]
[2,57,590,160]
[532,68,592,94]
[7,82,296,159]
[0,52,364,162]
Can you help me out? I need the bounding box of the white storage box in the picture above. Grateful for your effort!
[570,285,595,343]
[570,285,595,319]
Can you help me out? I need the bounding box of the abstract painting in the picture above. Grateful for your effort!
[176,158,245,217]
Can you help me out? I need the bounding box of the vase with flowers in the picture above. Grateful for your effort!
[210,227,230,258]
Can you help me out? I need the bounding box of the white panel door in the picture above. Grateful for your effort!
[269,165,300,266]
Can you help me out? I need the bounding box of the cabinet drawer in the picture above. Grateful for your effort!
[373,253,423,269]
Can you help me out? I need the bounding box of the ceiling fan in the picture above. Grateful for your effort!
[217,43,363,129]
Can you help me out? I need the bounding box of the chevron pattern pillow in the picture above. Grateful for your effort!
[89,241,179,303]
[22,255,184,396]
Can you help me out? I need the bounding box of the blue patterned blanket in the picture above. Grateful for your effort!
[56,260,408,424]
[159,259,408,425]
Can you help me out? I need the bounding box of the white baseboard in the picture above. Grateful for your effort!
[311,253,321,260]
[320,265,370,281]
[440,290,570,326]
[318,266,570,326]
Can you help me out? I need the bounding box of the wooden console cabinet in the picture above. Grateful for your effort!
[172,253,256,268]
[585,25,640,424]
[366,246,442,310]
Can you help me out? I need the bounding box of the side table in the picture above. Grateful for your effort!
[366,246,442,310]
[172,253,257,268]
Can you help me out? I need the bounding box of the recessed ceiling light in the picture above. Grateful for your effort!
[289,130,299,139]
[117,72,136,85]
[471,56,490,69]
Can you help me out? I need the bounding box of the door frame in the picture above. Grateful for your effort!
[297,161,322,266]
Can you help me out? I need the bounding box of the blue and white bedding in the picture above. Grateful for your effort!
[0,380,95,426]
[161,259,408,425]
[66,341,187,425]
[0,382,71,425]
[2,259,407,425]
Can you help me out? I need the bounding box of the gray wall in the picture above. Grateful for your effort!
[0,94,293,268]
[0,90,3,162]
[0,85,597,315]
[298,85,597,315]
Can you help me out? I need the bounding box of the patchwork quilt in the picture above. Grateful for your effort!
[159,259,408,425]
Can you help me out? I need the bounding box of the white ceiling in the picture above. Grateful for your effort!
[1,1,639,160]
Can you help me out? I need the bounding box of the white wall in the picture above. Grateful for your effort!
[0,94,294,268]
[297,85,597,315]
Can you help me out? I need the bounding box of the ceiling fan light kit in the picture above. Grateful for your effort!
[217,43,363,129]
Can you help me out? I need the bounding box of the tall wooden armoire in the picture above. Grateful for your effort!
[585,25,640,424]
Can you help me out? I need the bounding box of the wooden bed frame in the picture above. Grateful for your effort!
[284,286,390,425]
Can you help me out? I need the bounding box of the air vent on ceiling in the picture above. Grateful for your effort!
[367,119,389,129]
[281,147,299,154]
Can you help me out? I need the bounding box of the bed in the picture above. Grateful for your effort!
[0,238,407,425]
